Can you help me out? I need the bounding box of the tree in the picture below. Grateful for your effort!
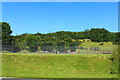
[10,27,119,53]
[13,34,40,52]
[85,28,115,42]
[0,22,12,51]
[41,41,56,52]
[25,34,40,51]
[56,41,66,52]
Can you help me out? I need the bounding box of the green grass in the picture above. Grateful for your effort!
[81,42,117,49]
[2,53,118,78]
[79,42,118,53]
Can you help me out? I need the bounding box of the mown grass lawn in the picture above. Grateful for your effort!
[2,53,118,78]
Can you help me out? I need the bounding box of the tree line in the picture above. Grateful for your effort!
[1,22,119,53]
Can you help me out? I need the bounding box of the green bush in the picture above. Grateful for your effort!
[19,50,29,53]
[75,49,80,54]
[35,50,43,53]
[2,50,10,53]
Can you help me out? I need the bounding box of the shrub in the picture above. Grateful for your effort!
[2,50,10,53]
[35,50,43,53]
[19,50,29,53]
[75,49,80,54]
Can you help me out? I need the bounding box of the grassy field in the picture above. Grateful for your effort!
[76,42,118,54]
[80,42,117,51]
[2,53,118,78]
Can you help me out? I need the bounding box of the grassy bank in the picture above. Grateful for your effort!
[2,53,117,78]
[79,42,117,51]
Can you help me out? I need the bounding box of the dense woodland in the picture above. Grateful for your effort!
[1,22,119,53]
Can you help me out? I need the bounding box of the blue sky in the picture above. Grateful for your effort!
[2,2,118,35]
[1,0,120,2]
